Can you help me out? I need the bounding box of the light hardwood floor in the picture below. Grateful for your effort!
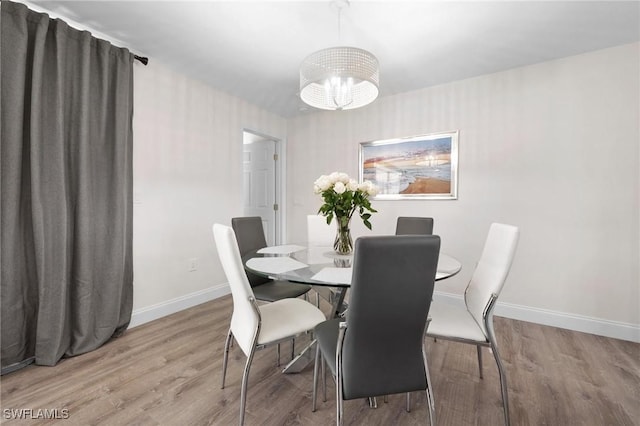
[1,295,638,425]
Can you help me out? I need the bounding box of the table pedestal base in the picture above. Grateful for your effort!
[282,286,347,374]
[282,339,316,373]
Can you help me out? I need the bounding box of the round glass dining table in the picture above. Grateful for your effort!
[243,243,462,373]
[244,244,461,319]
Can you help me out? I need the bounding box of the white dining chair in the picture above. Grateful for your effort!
[307,214,335,246]
[426,222,519,426]
[213,224,326,426]
[306,214,337,308]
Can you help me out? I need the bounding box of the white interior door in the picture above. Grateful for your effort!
[243,136,278,245]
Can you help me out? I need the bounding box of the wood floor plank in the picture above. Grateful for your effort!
[1,296,638,425]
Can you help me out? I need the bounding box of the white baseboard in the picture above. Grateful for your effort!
[129,283,231,328]
[127,286,639,343]
[433,291,640,343]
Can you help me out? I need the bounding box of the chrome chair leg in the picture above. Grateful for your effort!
[490,340,510,426]
[291,338,295,361]
[423,341,436,426]
[406,393,411,412]
[486,311,510,426]
[423,319,436,425]
[383,395,389,403]
[221,328,233,389]
[312,344,321,412]
[337,388,344,425]
[322,357,327,402]
[239,347,257,426]
[368,397,378,408]
[336,368,343,426]
[477,345,484,379]
[425,387,435,426]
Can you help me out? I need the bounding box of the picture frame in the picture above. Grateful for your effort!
[359,131,459,200]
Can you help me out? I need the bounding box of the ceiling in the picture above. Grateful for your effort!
[27,1,640,118]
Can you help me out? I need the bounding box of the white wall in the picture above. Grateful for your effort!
[25,1,637,340]
[130,60,286,325]
[286,43,640,341]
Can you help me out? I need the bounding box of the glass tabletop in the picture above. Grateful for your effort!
[243,245,461,287]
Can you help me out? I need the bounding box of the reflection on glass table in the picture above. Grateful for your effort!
[246,246,461,294]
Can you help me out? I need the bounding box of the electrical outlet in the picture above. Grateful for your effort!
[188,258,198,272]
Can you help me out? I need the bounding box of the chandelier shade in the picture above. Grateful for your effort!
[299,46,379,111]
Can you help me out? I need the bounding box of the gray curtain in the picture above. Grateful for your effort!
[1,1,133,373]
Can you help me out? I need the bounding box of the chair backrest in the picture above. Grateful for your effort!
[231,216,270,287]
[395,217,434,235]
[464,223,519,335]
[306,214,334,246]
[212,224,259,356]
[342,235,441,400]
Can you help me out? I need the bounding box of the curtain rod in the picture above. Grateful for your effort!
[134,55,148,65]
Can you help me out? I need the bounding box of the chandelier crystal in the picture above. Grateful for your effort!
[300,46,379,111]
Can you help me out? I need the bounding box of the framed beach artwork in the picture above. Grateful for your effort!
[359,131,459,200]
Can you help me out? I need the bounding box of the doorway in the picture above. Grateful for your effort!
[242,130,282,245]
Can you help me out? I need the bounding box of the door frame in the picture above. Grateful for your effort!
[242,128,286,245]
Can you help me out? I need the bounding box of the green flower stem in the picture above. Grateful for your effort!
[317,189,377,230]
[334,217,353,255]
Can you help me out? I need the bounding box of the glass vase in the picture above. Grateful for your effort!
[334,216,353,255]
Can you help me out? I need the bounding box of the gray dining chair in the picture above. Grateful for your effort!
[395,216,434,235]
[213,224,326,426]
[231,216,312,302]
[426,223,519,426]
[312,235,441,426]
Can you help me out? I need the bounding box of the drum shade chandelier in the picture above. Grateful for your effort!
[299,1,379,111]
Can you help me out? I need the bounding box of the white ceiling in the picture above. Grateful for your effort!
[28,1,640,117]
